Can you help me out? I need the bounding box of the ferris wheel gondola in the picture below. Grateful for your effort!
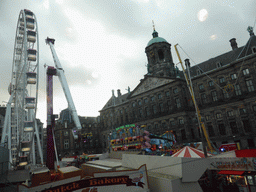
[1,9,43,169]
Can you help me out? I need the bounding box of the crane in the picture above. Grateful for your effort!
[174,44,214,155]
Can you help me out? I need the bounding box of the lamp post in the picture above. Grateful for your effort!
[108,132,112,153]
[185,59,208,158]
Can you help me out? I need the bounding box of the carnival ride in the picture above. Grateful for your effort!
[45,37,82,170]
[0,10,81,171]
[109,124,177,155]
[1,9,43,168]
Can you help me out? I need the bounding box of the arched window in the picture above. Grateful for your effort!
[158,49,164,60]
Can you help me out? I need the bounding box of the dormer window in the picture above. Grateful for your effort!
[216,62,222,68]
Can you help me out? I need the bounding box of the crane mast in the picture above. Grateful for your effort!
[174,44,214,154]
[46,37,81,139]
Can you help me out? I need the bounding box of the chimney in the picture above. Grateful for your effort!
[112,90,115,97]
[229,38,238,50]
[117,89,121,97]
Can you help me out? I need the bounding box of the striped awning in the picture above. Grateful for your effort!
[171,146,212,158]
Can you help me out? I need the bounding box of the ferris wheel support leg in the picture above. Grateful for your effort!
[1,94,13,169]
[8,114,12,169]
[1,94,13,144]
[34,118,44,164]
[32,134,35,165]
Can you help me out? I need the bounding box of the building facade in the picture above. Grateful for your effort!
[54,108,102,159]
[99,27,256,151]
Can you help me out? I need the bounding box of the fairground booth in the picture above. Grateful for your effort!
[207,149,256,192]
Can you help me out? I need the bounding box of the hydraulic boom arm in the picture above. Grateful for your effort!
[46,37,81,138]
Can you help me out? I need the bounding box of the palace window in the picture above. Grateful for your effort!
[181,129,186,140]
[158,93,162,99]
[151,96,155,102]
[205,115,210,121]
[191,128,195,139]
[152,105,157,114]
[132,102,136,107]
[211,91,218,102]
[179,119,184,125]
[173,88,178,94]
[234,84,242,95]
[144,98,148,103]
[222,89,229,99]
[219,77,225,84]
[216,113,222,119]
[230,122,239,134]
[253,105,256,112]
[165,91,170,97]
[218,124,226,135]
[175,98,181,108]
[199,84,204,90]
[208,81,214,87]
[201,93,207,104]
[207,125,215,137]
[242,68,250,75]
[227,111,234,117]
[64,139,69,149]
[242,120,252,133]
[167,100,172,111]
[246,80,254,92]
[158,49,164,60]
[138,100,142,106]
[159,103,164,112]
[231,73,237,80]
[145,107,150,116]
[139,109,143,118]
[240,108,247,115]
[170,120,175,126]
[64,131,68,136]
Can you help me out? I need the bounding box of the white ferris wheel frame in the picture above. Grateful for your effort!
[1,9,43,168]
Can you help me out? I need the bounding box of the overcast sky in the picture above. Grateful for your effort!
[0,0,255,127]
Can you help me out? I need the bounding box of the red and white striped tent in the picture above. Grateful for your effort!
[171,146,213,158]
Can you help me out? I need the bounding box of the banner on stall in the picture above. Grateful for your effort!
[42,164,149,192]
[210,157,256,171]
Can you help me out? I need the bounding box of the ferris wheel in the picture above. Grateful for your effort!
[1,9,43,168]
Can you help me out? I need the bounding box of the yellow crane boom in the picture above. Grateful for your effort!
[174,44,214,153]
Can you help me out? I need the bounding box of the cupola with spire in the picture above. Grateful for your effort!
[145,21,176,78]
